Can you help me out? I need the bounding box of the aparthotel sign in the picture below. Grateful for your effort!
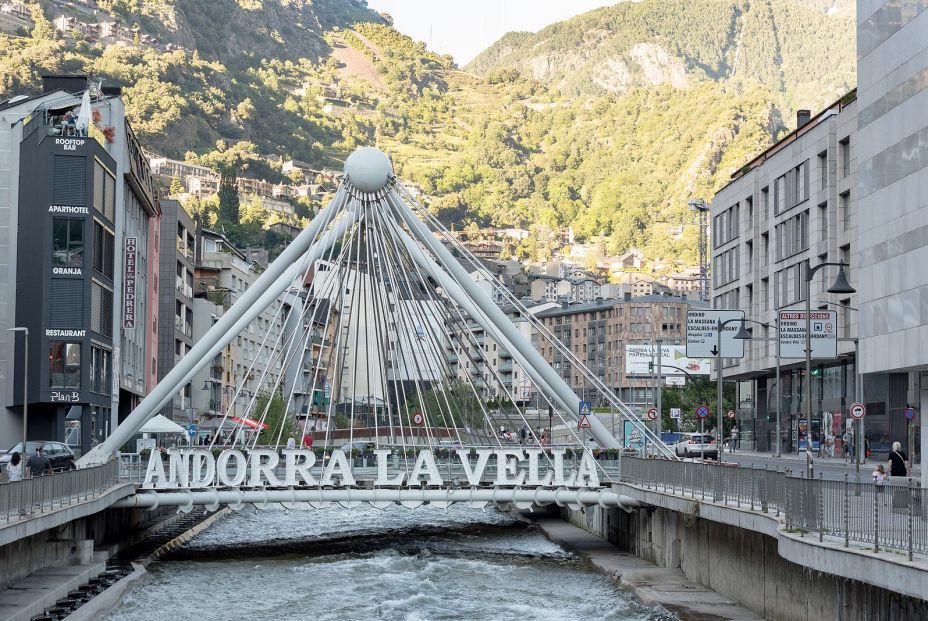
[142,448,602,490]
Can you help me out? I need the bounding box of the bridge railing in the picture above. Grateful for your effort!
[620,457,927,559]
[0,459,120,523]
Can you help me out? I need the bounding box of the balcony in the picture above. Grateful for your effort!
[173,395,191,411]
[499,360,513,373]
[207,399,222,412]
[303,358,328,372]
[174,316,192,338]
[175,276,193,299]
[176,237,194,262]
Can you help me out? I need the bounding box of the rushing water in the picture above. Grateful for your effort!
[101,505,673,621]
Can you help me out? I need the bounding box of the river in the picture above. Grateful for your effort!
[101,505,673,621]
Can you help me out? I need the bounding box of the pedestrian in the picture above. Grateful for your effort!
[730,426,739,453]
[887,441,910,477]
[519,426,527,445]
[286,436,296,450]
[27,446,51,476]
[5,451,22,481]
[842,429,853,462]
[864,437,871,463]
[872,464,888,485]
[824,432,835,458]
[302,433,314,449]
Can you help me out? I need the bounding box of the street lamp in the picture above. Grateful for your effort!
[802,261,855,470]
[7,327,28,472]
[712,318,769,455]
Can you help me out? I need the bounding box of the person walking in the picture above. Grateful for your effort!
[27,446,51,477]
[842,429,853,463]
[5,452,22,481]
[519,426,527,445]
[888,441,910,477]
[730,426,739,453]
[286,436,296,450]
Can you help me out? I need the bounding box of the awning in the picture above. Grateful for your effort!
[230,416,269,430]
[139,414,186,434]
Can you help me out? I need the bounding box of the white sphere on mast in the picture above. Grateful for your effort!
[344,147,393,192]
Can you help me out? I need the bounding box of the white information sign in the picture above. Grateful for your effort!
[686,310,745,358]
[624,344,710,376]
[778,310,838,359]
[669,408,682,420]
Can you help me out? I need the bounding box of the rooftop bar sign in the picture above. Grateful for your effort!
[142,448,602,490]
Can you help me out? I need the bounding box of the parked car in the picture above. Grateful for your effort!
[1,441,75,472]
[338,441,375,454]
[673,433,717,459]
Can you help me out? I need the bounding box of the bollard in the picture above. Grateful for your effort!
[818,472,824,542]
[843,473,849,548]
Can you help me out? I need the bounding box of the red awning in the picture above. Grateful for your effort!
[230,416,269,430]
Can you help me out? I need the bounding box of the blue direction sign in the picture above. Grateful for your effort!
[695,405,710,419]
[579,401,592,417]
[187,423,197,437]
[905,407,917,421]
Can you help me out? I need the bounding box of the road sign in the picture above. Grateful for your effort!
[646,408,658,421]
[669,408,681,420]
[905,407,917,421]
[727,410,736,419]
[696,405,710,419]
[778,310,838,359]
[578,414,591,429]
[664,376,685,387]
[187,424,197,437]
[686,310,745,358]
[624,344,710,376]
[849,402,866,419]
[579,401,592,417]
[412,412,425,426]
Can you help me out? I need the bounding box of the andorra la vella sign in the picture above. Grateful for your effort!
[141,447,604,490]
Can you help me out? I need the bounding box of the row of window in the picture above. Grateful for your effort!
[713,204,739,248]
[774,160,809,216]
[713,247,740,288]
[775,210,810,261]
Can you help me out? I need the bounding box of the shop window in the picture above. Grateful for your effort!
[49,342,81,390]
[90,345,111,394]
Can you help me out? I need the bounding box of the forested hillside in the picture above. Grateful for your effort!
[0,0,856,264]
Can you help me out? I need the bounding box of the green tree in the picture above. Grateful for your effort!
[169,173,183,196]
[255,391,293,444]
[217,170,240,224]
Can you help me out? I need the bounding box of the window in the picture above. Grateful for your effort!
[49,342,81,390]
[90,345,111,394]
[92,220,114,279]
[840,137,850,178]
[91,280,113,337]
[818,150,828,190]
[93,160,116,221]
[774,160,810,215]
[53,156,86,206]
[775,210,809,260]
[818,202,828,241]
[49,279,83,327]
[839,191,851,231]
[52,218,84,267]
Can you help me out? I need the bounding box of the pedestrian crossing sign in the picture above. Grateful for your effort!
[578,414,591,429]
[579,401,591,416]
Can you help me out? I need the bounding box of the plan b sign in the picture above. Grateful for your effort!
[778,311,837,359]
[686,310,745,358]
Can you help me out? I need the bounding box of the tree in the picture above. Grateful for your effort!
[169,173,183,196]
[255,391,293,444]
[217,170,240,224]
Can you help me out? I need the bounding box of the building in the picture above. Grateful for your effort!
[0,1,32,34]
[856,1,928,477]
[0,75,160,453]
[192,229,284,418]
[710,94,860,453]
[157,199,195,422]
[535,294,695,408]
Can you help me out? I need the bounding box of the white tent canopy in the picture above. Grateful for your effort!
[139,414,186,434]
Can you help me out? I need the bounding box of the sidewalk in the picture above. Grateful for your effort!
[723,448,921,472]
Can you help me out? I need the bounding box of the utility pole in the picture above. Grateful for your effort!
[656,338,663,440]
[688,199,710,303]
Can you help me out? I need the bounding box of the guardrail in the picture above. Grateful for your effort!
[620,457,927,560]
[0,459,120,523]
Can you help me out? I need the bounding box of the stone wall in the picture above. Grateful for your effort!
[563,505,928,621]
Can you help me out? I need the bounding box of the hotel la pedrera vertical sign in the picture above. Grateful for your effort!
[123,237,137,329]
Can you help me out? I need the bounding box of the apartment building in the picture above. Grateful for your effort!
[157,199,195,422]
[710,94,861,452]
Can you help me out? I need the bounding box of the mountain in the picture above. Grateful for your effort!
[0,0,857,266]
[468,0,855,109]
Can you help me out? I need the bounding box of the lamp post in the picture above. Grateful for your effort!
[802,261,855,474]
[7,327,28,470]
[715,317,753,455]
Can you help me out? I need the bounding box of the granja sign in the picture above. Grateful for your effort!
[142,448,602,490]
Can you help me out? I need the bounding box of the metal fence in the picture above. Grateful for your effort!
[0,459,120,523]
[620,457,927,560]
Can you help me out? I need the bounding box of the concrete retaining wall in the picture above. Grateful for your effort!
[564,505,928,621]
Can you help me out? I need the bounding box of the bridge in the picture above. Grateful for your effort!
[1,147,926,620]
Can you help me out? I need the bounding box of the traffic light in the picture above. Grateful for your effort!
[649,361,654,373]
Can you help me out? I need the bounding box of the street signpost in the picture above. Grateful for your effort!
[669,408,681,419]
[646,407,658,421]
[696,404,710,460]
[849,402,866,420]
[905,406,916,421]
[686,310,746,358]
[187,423,197,445]
[778,310,838,359]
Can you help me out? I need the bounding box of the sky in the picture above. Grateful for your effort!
[364,0,621,66]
